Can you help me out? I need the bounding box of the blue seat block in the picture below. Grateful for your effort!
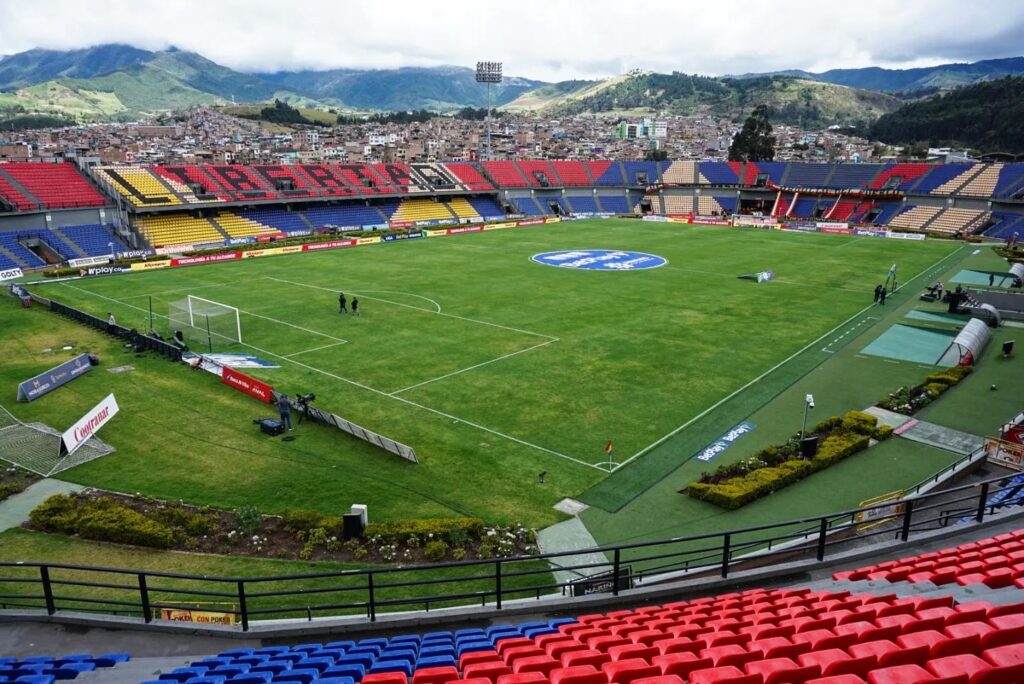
[337,654,374,669]
[415,656,456,669]
[325,641,356,651]
[210,666,249,678]
[299,657,335,673]
[14,676,56,684]
[316,679,355,684]
[219,649,255,658]
[182,677,226,684]
[369,660,413,676]
[379,650,416,664]
[160,669,208,682]
[226,674,272,684]
[249,662,291,676]
[455,642,494,656]
[253,647,289,657]
[289,645,324,654]
[271,668,318,684]
[323,664,365,680]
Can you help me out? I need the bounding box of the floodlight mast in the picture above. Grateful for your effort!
[475,61,503,161]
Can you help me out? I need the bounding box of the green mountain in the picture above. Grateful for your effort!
[0,44,153,89]
[507,72,902,127]
[256,65,546,112]
[729,57,1024,93]
[871,76,1024,153]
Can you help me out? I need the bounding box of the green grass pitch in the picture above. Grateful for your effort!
[22,219,964,528]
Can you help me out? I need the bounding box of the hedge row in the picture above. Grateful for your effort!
[878,365,973,415]
[687,432,871,510]
[30,494,178,548]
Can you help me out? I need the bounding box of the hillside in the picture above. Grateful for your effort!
[0,44,152,89]
[529,72,902,126]
[871,76,1024,153]
[730,56,1024,93]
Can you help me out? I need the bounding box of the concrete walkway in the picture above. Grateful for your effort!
[864,407,984,455]
[536,516,609,587]
[0,478,84,532]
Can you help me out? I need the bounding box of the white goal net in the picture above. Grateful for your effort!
[0,404,114,477]
[168,295,243,348]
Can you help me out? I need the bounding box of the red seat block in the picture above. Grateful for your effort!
[503,647,546,666]
[602,658,661,684]
[699,644,757,668]
[688,665,762,684]
[549,665,605,684]
[745,656,820,684]
[806,677,867,684]
[561,649,611,669]
[413,667,459,684]
[866,664,936,684]
[364,674,409,684]
[497,638,535,655]
[656,638,702,657]
[924,653,998,682]
[983,644,1024,667]
[652,653,714,678]
[511,655,559,675]
[632,676,684,684]
[608,644,659,662]
[497,673,548,684]
[463,663,513,682]
[897,630,979,658]
[849,639,928,668]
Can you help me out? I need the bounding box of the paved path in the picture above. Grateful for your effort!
[536,516,609,587]
[0,478,84,532]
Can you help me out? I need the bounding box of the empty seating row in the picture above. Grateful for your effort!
[0,652,128,683]
[958,164,1003,198]
[54,224,127,257]
[237,209,311,235]
[662,162,698,186]
[926,208,990,235]
[0,162,107,210]
[834,528,1024,589]
[993,164,1024,199]
[887,206,941,231]
[391,199,457,223]
[135,214,224,248]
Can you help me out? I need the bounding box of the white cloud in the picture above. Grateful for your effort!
[0,0,1020,81]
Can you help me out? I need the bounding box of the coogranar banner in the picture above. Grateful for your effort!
[17,354,95,402]
[61,393,119,456]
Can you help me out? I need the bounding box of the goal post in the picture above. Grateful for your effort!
[168,295,242,350]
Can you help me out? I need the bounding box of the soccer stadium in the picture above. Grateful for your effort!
[3,15,1024,684]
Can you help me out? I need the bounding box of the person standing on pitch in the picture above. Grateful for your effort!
[879,286,887,305]
[352,297,360,316]
[873,285,882,304]
[338,292,347,314]
[277,392,293,431]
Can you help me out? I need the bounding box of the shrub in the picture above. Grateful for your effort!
[873,424,894,441]
[812,433,870,468]
[281,509,324,533]
[451,548,467,561]
[365,518,485,544]
[423,540,449,562]
[813,416,843,434]
[300,527,329,560]
[30,495,175,548]
[152,506,217,539]
[233,505,262,536]
[841,410,878,436]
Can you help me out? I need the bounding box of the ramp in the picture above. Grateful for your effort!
[860,324,958,365]
[898,420,985,455]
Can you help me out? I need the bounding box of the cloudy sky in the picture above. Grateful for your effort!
[1,0,1022,81]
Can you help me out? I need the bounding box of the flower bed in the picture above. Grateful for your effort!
[684,411,891,510]
[877,365,973,415]
[27,491,537,564]
[0,466,38,503]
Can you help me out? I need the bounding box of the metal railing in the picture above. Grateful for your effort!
[2,473,1022,631]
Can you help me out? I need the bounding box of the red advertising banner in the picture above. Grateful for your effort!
[516,219,545,227]
[447,225,483,235]
[390,221,414,229]
[302,239,357,252]
[221,367,274,403]
[170,252,242,267]
[1005,424,1024,445]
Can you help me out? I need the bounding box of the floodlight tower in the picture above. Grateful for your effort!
[475,61,503,161]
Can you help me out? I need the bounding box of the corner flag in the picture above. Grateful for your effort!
[605,440,613,456]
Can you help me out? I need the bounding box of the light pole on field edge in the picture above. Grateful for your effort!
[801,393,815,442]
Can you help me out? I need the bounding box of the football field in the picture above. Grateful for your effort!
[28,219,965,522]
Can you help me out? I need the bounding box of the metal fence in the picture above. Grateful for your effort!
[2,473,1021,631]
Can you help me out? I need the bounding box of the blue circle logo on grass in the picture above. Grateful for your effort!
[531,249,667,271]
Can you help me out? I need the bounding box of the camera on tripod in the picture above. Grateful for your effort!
[296,392,316,407]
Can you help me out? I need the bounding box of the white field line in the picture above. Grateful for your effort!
[284,341,348,358]
[56,282,599,471]
[611,244,970,472]
[239,308,347,344]
[390,338,559,395]
[356,289,442,313]
[266,276,557,341]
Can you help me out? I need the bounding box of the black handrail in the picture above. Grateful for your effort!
[2,472,1021,630]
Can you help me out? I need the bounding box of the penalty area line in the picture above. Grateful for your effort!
[55,282,597,471]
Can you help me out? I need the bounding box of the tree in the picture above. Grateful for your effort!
[728,104,776,161]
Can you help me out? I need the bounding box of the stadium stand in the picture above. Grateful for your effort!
[550,161,592,186]
[663,161,698,185]
[442,162,496,191]
[869,163,929,191]
[0,231,51,266]
[834,528,1024,589]
[0,162,106,209]
[98,166,184,206]
[789,198,818,219]
[772,195,790,218]
[304,203,395,229]
[0,168,41,211]
[983,212,1024,240]
[129,585,1024,684]
[698,162,741,185]
[251,164,319,197]
[749,162,787,186]
[926,208,990,235]
[785,163,833,189]
[135,213,224,247]
[916,164,976,194]
[958,163,1003,198]
[663,194,694,215]
[826,199,860,221]
[622,162,661,186]
[213,212,277,238]
[391,198,457,223]
[237,208,312,234]
[517,160,560,187]
[870,202,904,226]
[597,194,630,214]
[512,196,545,216]
[566,195,599,214]
[695,195,726,216]
[0,652,129,681]
[994,164,1024,199]
[536,193,570,215]
[592,161,626,187]
[825,163,885,189]
[715,195,738,215]
[887,205,942,232]
[446,197,483,221]
[468,196,505,220]
[51,224,126,257]
[482,161,531,188]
